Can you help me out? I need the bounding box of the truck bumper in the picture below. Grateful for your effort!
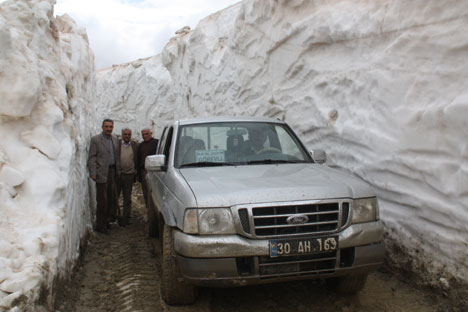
[174,222,385,287]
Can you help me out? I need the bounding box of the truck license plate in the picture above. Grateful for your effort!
[269,236,338,257]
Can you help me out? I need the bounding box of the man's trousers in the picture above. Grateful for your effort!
[96,167,118,232]
[117,173,135,226]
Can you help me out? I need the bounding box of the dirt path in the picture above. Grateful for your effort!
[55,187,460,312]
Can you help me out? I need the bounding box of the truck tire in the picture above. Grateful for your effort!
[147,197,158,238]
[158,213,164,250]
[327,273,368,294]
[161,224,197,305]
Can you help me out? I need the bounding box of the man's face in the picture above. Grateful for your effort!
[250,129,267,150]
[102,121,114,135]
[141,130,152,142]
[122,130,132,143]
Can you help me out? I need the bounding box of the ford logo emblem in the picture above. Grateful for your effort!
[286,214,309,225]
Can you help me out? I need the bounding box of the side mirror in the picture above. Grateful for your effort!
[310,149,326,164]
[145,155,166,172]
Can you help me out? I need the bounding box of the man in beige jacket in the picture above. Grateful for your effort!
[116,128,138,226]
[88,119,120,234]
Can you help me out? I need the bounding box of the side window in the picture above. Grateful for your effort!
[163,127,174,166]
[158,127,168,154]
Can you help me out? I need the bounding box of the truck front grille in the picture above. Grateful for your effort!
[258,251,337,278]
[252,203,339,237]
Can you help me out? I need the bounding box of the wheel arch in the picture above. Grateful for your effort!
[159,202,177,227]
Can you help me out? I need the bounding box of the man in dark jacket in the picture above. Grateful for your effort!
[88,119,120,234]
[137,128,158,211]
[116,128,138,226]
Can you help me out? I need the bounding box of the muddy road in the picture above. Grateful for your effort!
[55,186,460,312]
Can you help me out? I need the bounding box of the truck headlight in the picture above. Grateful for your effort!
[183,208,236,234]
[351,197,379,224]
[183,209,199,234]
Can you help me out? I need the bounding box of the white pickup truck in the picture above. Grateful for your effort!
[145,116,384,305]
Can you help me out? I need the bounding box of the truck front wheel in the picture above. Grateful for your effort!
[161,224,197,305]
[147,196,158,238]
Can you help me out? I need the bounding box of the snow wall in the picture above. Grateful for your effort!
[0,0,96,310]
[97,0,468,292]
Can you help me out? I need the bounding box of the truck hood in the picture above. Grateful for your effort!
[179,163,375,207]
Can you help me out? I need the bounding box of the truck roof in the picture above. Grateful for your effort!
[177,116,285,126]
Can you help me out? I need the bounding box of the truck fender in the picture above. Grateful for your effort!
[160,202,177,227]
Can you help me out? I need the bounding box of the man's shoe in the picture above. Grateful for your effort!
[95,228,109,234]
[117,216,125,227]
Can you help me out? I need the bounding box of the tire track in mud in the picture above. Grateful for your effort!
[109,220,162,312]
[55,187,165,312]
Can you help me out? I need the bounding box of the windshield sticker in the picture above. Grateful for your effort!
[196,149,225,162]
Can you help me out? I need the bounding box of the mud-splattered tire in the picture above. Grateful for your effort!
[161,224,197,305]
[327,273,368,294]
[158,213,164,250]
[147,197,158,237]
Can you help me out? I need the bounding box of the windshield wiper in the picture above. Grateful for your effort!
[246,159,307,165]
[180,161,236,168]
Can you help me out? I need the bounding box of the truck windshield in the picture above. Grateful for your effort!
[174,122,312,168]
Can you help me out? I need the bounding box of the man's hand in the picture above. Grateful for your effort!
[91,174,96,181]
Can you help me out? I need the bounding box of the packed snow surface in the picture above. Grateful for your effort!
[98,0,468,286]
[0,0,95,310]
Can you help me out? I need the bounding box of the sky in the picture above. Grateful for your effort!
[54,0,239,69]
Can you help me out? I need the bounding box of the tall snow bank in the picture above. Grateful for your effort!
[0,0,96,310]
[97,0,468,289]
[96,56,172,137]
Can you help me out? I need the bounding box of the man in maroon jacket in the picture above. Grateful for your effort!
[137,128,158,211]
